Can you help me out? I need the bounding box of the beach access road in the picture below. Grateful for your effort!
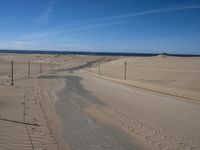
[56,71,200,150]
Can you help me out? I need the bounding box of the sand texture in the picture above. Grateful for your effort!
[91,55,200,103]
[0,53,200,150]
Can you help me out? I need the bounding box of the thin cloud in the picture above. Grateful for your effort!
[37,4,200,29]
[36,0,58,24]
[68,4,200,25]
[46,4,200,33]
[21,20,131,40]
[19,4,200,46]
[22,31,61,40]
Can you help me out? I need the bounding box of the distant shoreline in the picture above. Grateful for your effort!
[0,49,200,57]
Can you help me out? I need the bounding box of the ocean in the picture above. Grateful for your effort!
[0,49,199,57]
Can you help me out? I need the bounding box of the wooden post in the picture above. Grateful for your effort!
[40,63,42,73]
[51,63,53,72]
[85,61,89,70]
[90,63,91,72]
[28,60,30,78]
[11,60,14,86]
[124,61,127,80]
[98,62,101,75]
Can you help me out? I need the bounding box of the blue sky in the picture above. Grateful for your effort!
[0,0,200,54]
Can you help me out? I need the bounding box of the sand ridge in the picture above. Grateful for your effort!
[79,71,200,150]
[1,53,200,150]
[0,76,68,150]
[90,56,200,103]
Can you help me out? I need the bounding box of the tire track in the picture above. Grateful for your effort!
[21,81,66,150]
[96,106,200,150]
[36,79,67,150]
[0,86,36,150]
[24,87,36,150]
[87,71,200,105]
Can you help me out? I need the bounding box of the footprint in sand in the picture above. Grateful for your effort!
[33,118,38,123]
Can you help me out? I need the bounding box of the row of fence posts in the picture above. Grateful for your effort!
[88,62,101,75]
[10,59,127,86]
[10,60,56,86]
[88,61,127,80]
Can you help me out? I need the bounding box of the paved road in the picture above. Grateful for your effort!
[54,72,200,150]
[55,75,136,150]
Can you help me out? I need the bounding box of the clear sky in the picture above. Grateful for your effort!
[0,0,200,54]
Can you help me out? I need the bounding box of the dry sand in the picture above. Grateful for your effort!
[81,72,200,150]
[91,55,200,103]
[0,53,100,150]
[0,53,200,150]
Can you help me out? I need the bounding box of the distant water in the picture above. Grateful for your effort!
[0,49,199,57]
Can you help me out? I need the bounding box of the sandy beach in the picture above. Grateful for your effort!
[0,53,200,150]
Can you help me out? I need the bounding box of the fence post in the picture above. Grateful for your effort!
[52,63,54,72]
[90,63,91,72]
[124,61,127,80]
[40,63,42,73]
[28,60,30,78]
[98,62,101,75]
[51,63,53,72]
[11,60,14,86]
[86,61,89,71]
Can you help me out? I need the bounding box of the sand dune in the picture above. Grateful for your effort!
[91,56,200,103]
[80,71,200,150]
[0,53,200,150]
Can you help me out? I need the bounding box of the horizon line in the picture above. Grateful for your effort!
[0,49,200,56]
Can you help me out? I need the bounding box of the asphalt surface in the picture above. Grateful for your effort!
[55,75,136,150]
